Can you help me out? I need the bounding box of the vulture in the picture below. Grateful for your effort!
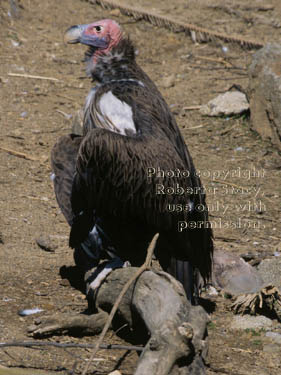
[51,19,213,303]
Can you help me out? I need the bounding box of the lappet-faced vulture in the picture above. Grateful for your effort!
[51,19,213,303]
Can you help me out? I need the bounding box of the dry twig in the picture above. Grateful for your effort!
[55,110,72,119]
[8,73,60,82]
[185,125,203,130]
[207,178,247,190]
[217,124,237,136]
[0,340,143,352]
[81,232,159,375]
[56,93,78,102]
[195,55,233,68]
[182,105,202,110]
[0,146,42,162]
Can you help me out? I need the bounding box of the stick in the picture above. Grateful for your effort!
[0,341,143,352]
[182,105,202,110]
[0,146,42,162]
[215,235,238,242]
[185,125,203,130]
[55,110,72,119]
[195,55,233,67]
[217,124,237,136]
[215,76,248,81]
[8,73,60,82]
[206,178,247,190]
[56,94,78,102]
[81,232,159,375]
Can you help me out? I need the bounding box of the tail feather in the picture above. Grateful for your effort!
[167,258,197,304]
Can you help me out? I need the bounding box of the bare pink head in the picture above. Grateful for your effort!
[64,19,123,56]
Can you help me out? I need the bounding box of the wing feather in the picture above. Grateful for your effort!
[51,134,83,225]
[72,129,191,233]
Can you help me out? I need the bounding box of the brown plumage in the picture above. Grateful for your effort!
[51,134,83,225]
[51,19,213,302]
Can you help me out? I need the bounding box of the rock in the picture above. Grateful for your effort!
[205,286,219,296]
[248,43,281,151]
[234,146,243,151]
[263,343,280,353]
[276,242,281,252]
[109,9,121,17]
[71,109,83,136]
[9,0,21,19]
[108,371,122,375]
[230,315,273,330]
[265,331,281,344]
[257,258,281,290]
[212,250,264,295]
[199,91,249,116]
[35,235,57,252]
[18,307,44,317]
[59,279,71,287]
[161,74,176,88]
[273,243,281,257]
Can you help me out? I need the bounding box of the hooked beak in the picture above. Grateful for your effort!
[64,24,85,44]
[64,24,108,48]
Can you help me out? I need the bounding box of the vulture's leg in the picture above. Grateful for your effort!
[84,257,131,311]
[167,259,196,304]
[86,258,131,292]
[73,225,104,271]
[75,222,131,308]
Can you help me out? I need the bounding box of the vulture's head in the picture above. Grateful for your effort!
[64,19,137,80]
[64,19,123,49]
[64,19,125,74]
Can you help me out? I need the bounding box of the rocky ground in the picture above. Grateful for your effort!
[0,0,281,374]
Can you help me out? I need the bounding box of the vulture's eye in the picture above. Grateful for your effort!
[94,25,102,33]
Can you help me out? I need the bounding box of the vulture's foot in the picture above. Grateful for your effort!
[86,258,131,293]
[27,311,109,338]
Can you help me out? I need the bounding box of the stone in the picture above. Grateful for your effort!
[230,315,273,330]
[71,109,83,136]
[257,258,281,290]
[212,250,264,296]
[161,74,176,88]
[265,331,281,344]
[35,235,57,252]
[263,343,281,354]
[109,9,121,17]
[199,91,249,117]
[248,43,281,151]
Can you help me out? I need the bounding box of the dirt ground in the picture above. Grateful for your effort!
[0,0,281,374]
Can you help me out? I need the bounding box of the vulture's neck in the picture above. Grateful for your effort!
[85,38,153,87]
